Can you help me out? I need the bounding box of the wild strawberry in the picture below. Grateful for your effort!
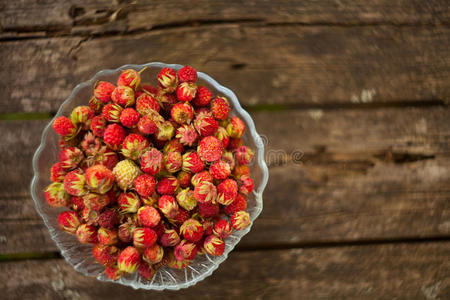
[194,181,217,204]
[180,219,204,242]
[227,137,243,151]
[63,169,87,196]
[133,227,157,248]
[119,108,140,128]
[164,139,184,154]
[176,82,197,102]
[70,106,94,130]
[176,124,198,147]
[221,151,236,170]
[142,84,158,96]
[137,115,158,135]
[214,126,229,148]
[53,116,77,137]
[156,176,179,195]
[59,146,84,170]
[182,151,205,173]
[134,174,156,197]
[164,151,182,173]
[211,96,231,120]
[85,164,114,194]
[155,120,175,141]
[227,116,246,138]
[171,102,194,124]
[191,170,213,187]
[98,209,119,229]
[174,240,197,261]
[105,265,122,281]
[118,192,141,213]
[198,202,219,218]
[137,205,160,228]
[83,192,110,211]
[76,224,98,244]
[160,229,180,247]
[233,164,250,179]
[239,175,254,195]
[234,146,254,165]
[138,261,156,280]
[143,244,164,264]
[90,115,107,137]
[177,66,197,83]
[50,162,66,182]
[213,219,232,239]
[102,102,123,123]
[118,246,141,273]
[176,188,197,211]
[93,244,119,267]
[157,88,178,111]
[231,211,251,230]
[204,235,225,256]
[70,195,85,211]
[209,160,231,180]
[117,68,144,90]
[57,211,81,234]
[121,133,150,160]
[112,85,135,107]
[81,207,100,225]
[98,227,119,245]
[89,97,104,114]
[167,251,191,269]
[85,146,119,170]
[202,219,215,236]
[194,112,218,136]
[158,195,179,218]
[136,93,160,114]
[112,159,141,190]
[197,136,224,162]
[217,178,238,206]
[140,148,164,175]
[157,68,178,93]
[94,81,115,103]
[118,222,135,243]
[177,171,192,188]
[169,208,190,225]
[192,86,213,106]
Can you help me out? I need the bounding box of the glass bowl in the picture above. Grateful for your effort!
[31,62,269,290]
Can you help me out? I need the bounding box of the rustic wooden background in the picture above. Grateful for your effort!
[1,1,449,299]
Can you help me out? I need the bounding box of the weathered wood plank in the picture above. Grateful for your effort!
[0,107,449,253]
[1,243,449,299]
[1,0,449,34]
[1,25,449,113]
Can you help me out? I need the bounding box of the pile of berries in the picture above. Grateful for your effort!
[45,65,255,281]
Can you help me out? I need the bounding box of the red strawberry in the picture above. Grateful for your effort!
[117,68,144,90]
[198,201,219,218]
[224,193,247,215]
[136,93,160,114]
[211,96,230,120]
[57,211,81,234]
[192,86,213,106]
[197,136,224,162]
[117,246,141,273]
[216,178,238,206]
[213,219,233,239]
[134,174,156,197]
[209,160,231,180]
[177,82,197,102]
[157,68,178,93]
[53,116,77,137]
[121,133,150,160]
[158,195,179,218]
[120,108,140,128]
[177,66,198,83]
[140,148,164,175]
[102,103,123,123]
[203,235,225,256]
[137,115,158,135]
[231,211,251,230]
[176,124,198,147]
[180,219,204,242]
[76,224,98,244]
[156,176,179,195]
[191,170,213,187]
[90,115,107,137]
[94,81,115,103]
[112,85,135,107]
[50,162,66,182]
[182,151,205,173]
[137,205,160,228]
[103,124,126,150]
[59,147,84,170]
[171,102,194,124]
[174,240,197,261]
[194,112,218,136]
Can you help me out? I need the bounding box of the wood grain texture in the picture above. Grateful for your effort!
[1,25,449,113]
[1,0,449,35]
[1,107,449,253]
[1,243,449,299]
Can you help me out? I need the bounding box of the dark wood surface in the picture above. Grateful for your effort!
[0,1,449,299]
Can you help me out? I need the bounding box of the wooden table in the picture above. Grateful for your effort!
[1,1,449,299]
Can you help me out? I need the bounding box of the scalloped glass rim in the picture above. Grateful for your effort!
[31,62,269,290]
